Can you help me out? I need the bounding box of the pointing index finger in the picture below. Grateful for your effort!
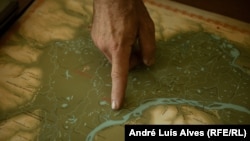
[111,47,131,110]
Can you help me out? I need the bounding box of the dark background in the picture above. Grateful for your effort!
[172,0,250,23]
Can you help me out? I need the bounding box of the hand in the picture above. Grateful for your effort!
[91,0,156,110]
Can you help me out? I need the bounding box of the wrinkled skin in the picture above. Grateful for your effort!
[91,0,156,110]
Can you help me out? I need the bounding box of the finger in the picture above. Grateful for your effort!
[138,1,156,66]
[111,47,131,110]
[139,20,156,66]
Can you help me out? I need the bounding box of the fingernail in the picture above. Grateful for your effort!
[144,58,155,66]
[112,100,117,110]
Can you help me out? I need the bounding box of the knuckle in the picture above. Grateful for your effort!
[111,70,122,80]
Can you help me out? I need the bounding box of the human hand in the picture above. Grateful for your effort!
[91,0,156,110]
